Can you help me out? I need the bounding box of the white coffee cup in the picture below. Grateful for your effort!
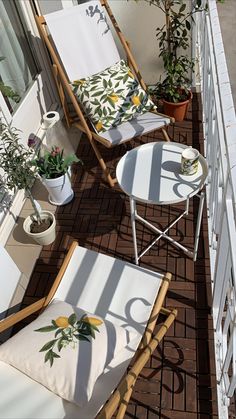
[181,147,199,175]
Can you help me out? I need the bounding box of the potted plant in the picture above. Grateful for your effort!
[147,0,204,121]
[0,118,56,246]
[0,57,20,111]
[31,146,82,206]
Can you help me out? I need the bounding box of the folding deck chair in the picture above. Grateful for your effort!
[0,242,177,418]
[35,0,173,187]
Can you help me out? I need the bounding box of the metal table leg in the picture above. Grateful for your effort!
[193,191,205,261]
[130,196,139,265]
[130,192,205,264]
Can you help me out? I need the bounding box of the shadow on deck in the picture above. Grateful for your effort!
[21,93,218,418]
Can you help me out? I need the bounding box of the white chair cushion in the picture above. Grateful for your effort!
[0,300,137,407]
[0,361,79,419]
[0,341,140,419]
[102,112,170,146]
[0,246,163,418]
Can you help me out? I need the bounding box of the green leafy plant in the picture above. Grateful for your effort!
[0,57,20,104]
[145,0,205,103]
[35,313,103,367]
[0,82,21,103]
[0,117,42,224]
[31,146,82,179]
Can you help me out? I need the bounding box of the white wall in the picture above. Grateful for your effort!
[37,0,181,86]
[37,0,63,14]
[108,0,165,85]
[36,0,191,86]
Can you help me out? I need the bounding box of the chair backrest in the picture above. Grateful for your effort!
[53,246,163,335]
[45,0,121,82]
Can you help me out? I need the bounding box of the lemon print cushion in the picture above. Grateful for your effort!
[71,59,156,134]
[0,299,138,406]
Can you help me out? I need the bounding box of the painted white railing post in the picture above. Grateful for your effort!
[196,1,236,417]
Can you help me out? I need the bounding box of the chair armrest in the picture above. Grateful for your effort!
[97,307,177,418]
[152,109,175,124]
[0,297,46,333]
[0,241,79,334]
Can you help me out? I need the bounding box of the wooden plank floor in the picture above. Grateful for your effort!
[21,93,218,418]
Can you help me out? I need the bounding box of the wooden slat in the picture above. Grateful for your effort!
[0,298,46,333]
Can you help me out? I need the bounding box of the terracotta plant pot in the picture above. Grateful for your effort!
[163,90,193,122]
[23,211,56,246]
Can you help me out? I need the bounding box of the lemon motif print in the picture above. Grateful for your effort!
[128,70,134,79]
[83,317,103,326]
[95,121,103,132]
[71,59,156,134]
[73,79,86,86]
[35,312,103,367]
[108,93,119,103]
[132,95,141,106]
[55,316,69,328]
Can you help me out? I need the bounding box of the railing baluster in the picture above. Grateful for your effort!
[197,0,236,416]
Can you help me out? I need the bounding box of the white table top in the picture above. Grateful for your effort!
[116,142,208,205]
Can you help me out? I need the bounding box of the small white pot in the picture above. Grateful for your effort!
[23,211,56,246]
[41,172,74,206]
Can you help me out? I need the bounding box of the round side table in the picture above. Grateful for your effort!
[116,141,208,264]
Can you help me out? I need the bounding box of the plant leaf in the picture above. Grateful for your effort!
[68,312,77,326]
[55,328,63,338]
[44,350,53,365]
[39,339,57,352]
[51,351,60,359]
[57,338,64,352]
[179,4,186,12]
[35,325,57,333]
[185,20,191,30]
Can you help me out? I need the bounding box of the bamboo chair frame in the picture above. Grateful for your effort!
[0,241,177,418]
[34,0,174,188]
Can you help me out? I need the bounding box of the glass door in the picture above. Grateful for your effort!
[0,0,56,144]
[0,0,38,115]
[0,0,57,242]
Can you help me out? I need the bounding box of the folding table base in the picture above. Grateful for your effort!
[130,192,205,265]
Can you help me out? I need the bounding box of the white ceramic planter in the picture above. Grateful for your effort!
[42,172,74,206]
[23,211,56,246]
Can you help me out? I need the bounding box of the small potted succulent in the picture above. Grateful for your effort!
[0,118,56,246]
[31,146,82,206]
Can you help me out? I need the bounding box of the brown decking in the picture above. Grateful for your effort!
[22,94,218,418]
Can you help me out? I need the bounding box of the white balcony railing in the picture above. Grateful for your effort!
[196,1,236,418]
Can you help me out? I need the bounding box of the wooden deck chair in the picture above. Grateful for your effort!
[0,242,177,418]
[35,0,174,188]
